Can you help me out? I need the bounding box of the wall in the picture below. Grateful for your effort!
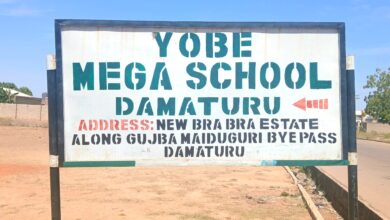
[305,167,384,220]
[0,103,48,121]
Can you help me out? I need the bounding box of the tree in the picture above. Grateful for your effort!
[0,82,33,103]
[0,87,17,103]
[18,86,33,96]
[364,67,390,123]
[0,82,17,90]
[0,87,8,103]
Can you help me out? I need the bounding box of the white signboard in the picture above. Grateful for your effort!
[56,21,347,166]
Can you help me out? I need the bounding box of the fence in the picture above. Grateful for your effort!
[0,103,48,121]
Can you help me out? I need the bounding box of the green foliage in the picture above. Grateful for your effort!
[0,87,17,103]
[280,191,289,197]
[0,82,33,103]
[364,68,390,123]
[0,82,17,90]
[0,87,7,103]
[18,87,33,96]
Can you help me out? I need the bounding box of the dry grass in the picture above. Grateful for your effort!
[0,117,47,128]
[357,131,390,143]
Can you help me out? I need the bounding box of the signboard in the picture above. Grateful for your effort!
[54,20,348,167]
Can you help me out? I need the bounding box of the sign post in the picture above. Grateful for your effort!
[48,20,357,219]
[347,56,358,220]
[47,54,61,220]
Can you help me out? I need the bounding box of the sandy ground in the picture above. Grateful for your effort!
[0,125,311,220]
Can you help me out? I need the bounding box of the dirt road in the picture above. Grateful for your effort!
[319,139,390,219]
[0,126,311,219]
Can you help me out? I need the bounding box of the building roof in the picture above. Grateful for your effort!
[1,88,32,97]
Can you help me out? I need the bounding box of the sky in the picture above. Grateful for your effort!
[0,0,389,110]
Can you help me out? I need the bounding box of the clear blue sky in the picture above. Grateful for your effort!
[0,0,389,110]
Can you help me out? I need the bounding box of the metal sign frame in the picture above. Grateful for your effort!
[53,19,349,167]
[49,19,358,220]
